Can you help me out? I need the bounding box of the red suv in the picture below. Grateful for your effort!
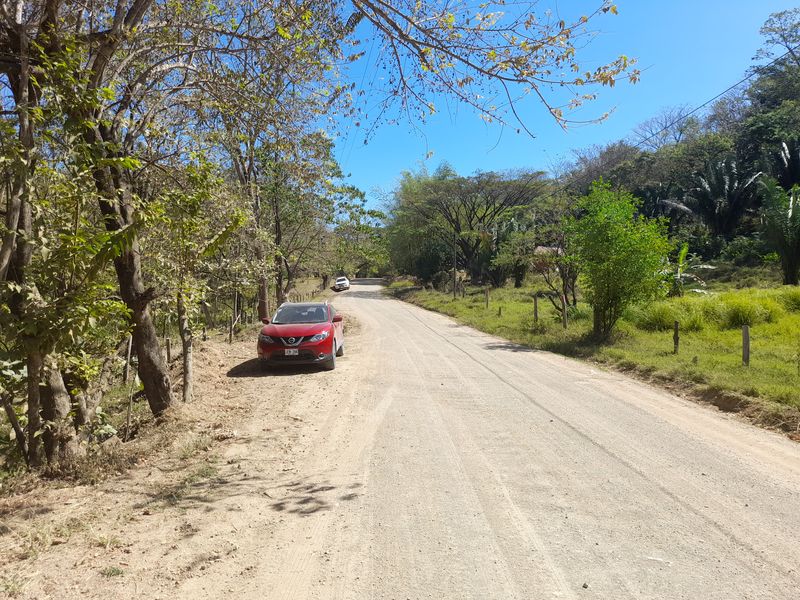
[257,302,344,370]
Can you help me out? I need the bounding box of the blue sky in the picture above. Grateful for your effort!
[333,0,798,208]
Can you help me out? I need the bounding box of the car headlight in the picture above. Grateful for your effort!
[308,330,330,342]
[259,333,275,344]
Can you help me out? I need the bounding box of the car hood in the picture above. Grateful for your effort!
[261,323,329,337]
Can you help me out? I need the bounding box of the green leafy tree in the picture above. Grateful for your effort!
[572,182,671,339]
[760,178,800,285]
[151,162,246,403]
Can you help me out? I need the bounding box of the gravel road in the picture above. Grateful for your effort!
[218,280,800,600]
[10,279,799,600]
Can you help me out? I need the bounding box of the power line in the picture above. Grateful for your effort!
[633,44,799,151]
[542,42,800,201]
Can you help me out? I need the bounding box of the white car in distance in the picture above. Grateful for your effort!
[333,276,350,291]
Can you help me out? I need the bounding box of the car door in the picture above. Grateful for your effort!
[330,306,343,347]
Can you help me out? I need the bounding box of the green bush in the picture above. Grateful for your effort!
[567,304,592,321]
[777,287,800,312]
[720,236,768,267]
[718,293,783,328]
[633,299,706,332]
[633,302,677,331]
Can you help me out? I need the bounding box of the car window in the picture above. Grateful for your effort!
[272,305,328,324]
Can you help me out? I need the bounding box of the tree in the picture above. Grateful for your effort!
[330,203,388,278]
[679,157,762,239]
[151,162,246,403]
[632,105,700,151]
[494,193,579,304]
[572,182,670,339]
[760,178,800,285]
[395,166,546,284]
[347,1,638,133]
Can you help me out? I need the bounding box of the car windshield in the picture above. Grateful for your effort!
[336,278,347,282]
[272,304,328,324]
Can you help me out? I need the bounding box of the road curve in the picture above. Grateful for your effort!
[238,280,800,599]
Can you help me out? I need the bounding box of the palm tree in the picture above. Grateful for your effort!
[678,158,762,239]
[776,141,800,191]
[761,178,800,285]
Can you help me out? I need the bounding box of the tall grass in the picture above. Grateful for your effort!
[392,283,800,410]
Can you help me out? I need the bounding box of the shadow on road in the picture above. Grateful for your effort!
[226,358,327,378]
[270,479,362,517]
[482,342,535,353]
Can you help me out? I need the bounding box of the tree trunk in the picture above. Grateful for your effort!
[41,358,79,465]
[201,300,215,327]
[177,291,193,403]
[592,306,603,339]
[258,276,270,320]
[782,257,799,285]
[275,260,287,305]
[111,243,173,415]
[67,352,118,432]
[2,393,28,465]
[513,265,524,288]
[92,151,172,416]
[0,15,35,283]
[26,352,44,468]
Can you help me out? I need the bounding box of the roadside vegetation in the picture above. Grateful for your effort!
[383,8,800,432]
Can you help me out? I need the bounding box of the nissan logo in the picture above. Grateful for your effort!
[288,337,296,344]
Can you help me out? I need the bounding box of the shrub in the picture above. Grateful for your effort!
[567,304,592,321]
[571,181,671,339]
[720,236,768,267]
[387,279,416,289]
[633,302,677,331]
[633,299,706,332]
[777,286,800,312]
[719,293,783,328]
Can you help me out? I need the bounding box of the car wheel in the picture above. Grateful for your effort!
[336,343,344,357]
[322,347,336,371]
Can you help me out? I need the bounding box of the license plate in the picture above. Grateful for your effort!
[285,349,299,356]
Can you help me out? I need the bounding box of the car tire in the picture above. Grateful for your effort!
[336,343,344,357]
[322,347,336,371]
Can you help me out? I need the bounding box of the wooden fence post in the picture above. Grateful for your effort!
[123,334,133,383]
[561,295,568,330]
[673,321,680,354]
[742,325,750,366]
[166,337,171,363]
[484,288,489,309]
[533,295,539,323]
[228,316,233,344]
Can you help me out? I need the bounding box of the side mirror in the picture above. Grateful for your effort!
[332,314,343,323]
[261,318,270,325]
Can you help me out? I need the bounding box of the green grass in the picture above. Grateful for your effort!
[390,284,800,412]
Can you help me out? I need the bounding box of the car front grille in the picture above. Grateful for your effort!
[280,336,307,346]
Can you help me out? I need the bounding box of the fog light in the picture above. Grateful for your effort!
[318,353,325,359]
